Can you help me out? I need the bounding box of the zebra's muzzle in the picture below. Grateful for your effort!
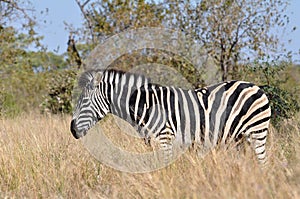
[70,119,81,139]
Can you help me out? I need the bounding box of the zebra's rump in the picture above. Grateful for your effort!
[195,80,271,147]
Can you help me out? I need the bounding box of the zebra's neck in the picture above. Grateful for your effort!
[101,70,150,124]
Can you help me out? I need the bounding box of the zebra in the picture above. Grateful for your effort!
[70,69,271,164]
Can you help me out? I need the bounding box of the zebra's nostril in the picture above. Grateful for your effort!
[70,120,80,139]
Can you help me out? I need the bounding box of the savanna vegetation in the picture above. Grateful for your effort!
[0,112,299,198]
[0,0,299,198]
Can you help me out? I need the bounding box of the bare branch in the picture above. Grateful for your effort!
[74,0,96,44]
[0,0,35,25]
[82,0,91,8]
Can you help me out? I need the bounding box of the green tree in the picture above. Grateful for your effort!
[0,27,39,116]
[74,0,295,82]
[0,0,69,116]
[166,0,294,81]
[74,0,165,44]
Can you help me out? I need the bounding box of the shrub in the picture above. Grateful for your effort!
[237,58,300,127]
[0,90,21,118]
[260,85,300,127]
[41,69,77,114]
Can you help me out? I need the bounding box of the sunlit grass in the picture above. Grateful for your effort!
[0,112,299,198]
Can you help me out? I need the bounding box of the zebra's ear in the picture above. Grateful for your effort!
[79,70,94,89]
[78,70,103,89]
[92,71,103,87]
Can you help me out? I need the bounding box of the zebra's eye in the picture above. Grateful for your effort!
[87,84,94,90]
[83,88,91,97]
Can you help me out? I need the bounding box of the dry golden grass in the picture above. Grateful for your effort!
[0,112,299,198]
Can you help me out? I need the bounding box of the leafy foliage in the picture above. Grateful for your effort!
[0,89,21,118]
[169,0,292,81]
[41,70,77,114]
[0,24,68,117]
[237,57,300,126]
[74,0,294,82]
[74,0,165,44]
[0,26,46,117]
[260,85,300,126]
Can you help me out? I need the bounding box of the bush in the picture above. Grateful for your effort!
[0,90,21,118]
[41,69,77,114]
[237,58,300,127]
[260,85,300,127]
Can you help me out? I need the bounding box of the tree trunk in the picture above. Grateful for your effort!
[221,63,228,81]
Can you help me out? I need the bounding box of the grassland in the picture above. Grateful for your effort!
[0,112,299,198]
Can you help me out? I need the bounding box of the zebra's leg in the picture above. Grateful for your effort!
[248,129,268,164]
[155,127,175,165]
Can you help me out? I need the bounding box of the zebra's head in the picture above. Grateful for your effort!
[70,70,109,139]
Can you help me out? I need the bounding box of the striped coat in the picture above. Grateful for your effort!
[71,69,271,163]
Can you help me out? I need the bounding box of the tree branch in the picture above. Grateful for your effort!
[74,0,96,44]
[0,0,34,24]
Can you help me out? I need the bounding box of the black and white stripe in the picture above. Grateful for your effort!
[70,69,271,163]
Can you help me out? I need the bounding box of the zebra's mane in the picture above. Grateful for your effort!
[78,69,154,89]
[105,69,153,82]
